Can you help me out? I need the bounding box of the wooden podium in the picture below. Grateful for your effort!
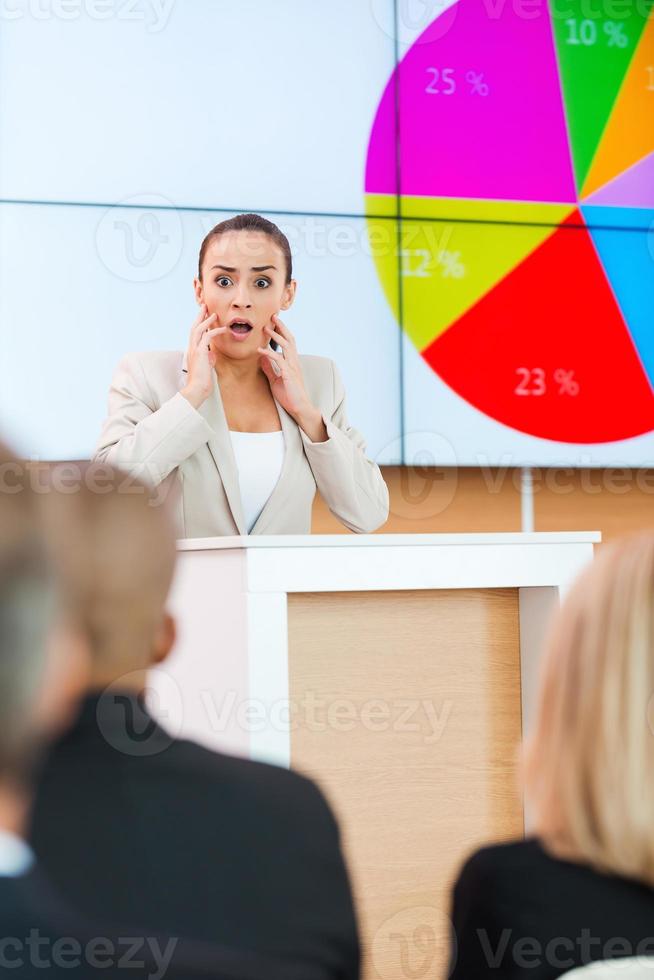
[149,532,599,979]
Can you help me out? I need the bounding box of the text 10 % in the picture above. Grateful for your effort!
[564,19,628,47]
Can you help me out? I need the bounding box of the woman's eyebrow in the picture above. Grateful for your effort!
[210,264,277,272]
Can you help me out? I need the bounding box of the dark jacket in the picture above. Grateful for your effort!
[0,866,314,979]
[448,838,654,980]
[29,692,360,980]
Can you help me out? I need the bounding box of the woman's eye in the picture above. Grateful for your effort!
[214,276,269,288]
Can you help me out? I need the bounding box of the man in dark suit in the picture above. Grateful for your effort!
[29,464,360,980]
[0,445,127,980]
[0,446,231,979]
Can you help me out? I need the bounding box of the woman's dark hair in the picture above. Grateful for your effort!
[198,213,293,285]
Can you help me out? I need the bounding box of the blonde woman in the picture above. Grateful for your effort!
[94,212,389,538]
[447,533,654,980]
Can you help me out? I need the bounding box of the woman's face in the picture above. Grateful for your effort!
[194,230,295,360]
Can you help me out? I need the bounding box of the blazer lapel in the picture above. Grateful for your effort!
[179,350,301,536]
[180,350,246,535]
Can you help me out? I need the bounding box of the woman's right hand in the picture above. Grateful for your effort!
[180,304,226,408]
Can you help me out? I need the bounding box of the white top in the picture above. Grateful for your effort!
[0,828,34,877]
[178,532,602,551]
[228,430,285,534]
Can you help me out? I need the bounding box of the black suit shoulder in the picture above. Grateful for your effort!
[453,838,547,896]
[122,732,342,849]
[449,838,654,980]
[43,700,339,837]
[30,701,359,977]
[159,735,334,814]
[0,870,329,980]
[149,735,344,870]
[454,836,654,904]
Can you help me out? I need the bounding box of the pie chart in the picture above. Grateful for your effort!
[365,0,654,444]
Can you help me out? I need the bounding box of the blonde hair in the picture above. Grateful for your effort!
[523,532,654,885]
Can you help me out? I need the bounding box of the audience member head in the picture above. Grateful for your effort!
[0,443,86,806]
[42,463,178,693]
[524,532,654,884]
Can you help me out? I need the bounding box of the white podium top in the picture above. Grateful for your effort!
[175,532,600,595]
[178,531,600,551]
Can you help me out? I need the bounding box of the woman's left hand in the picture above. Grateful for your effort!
[257,315,317,423]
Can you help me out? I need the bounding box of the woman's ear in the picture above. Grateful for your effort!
[193,277,204,306]
[281,279,297,311]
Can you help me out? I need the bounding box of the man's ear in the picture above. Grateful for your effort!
[151,611,176,666]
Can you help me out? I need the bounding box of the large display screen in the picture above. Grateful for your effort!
[1,0,652,465]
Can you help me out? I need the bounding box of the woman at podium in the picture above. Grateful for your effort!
[94,213,388,538]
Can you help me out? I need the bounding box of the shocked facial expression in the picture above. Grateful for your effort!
[194,230,295,358]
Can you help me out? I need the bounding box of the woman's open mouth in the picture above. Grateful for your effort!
[228,319,254,340]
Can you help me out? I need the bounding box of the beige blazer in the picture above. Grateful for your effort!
[93,350,389,538]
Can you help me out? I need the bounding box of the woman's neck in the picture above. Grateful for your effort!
[214,352,263,387]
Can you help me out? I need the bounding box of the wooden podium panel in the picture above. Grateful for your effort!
[288,589,523,980]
